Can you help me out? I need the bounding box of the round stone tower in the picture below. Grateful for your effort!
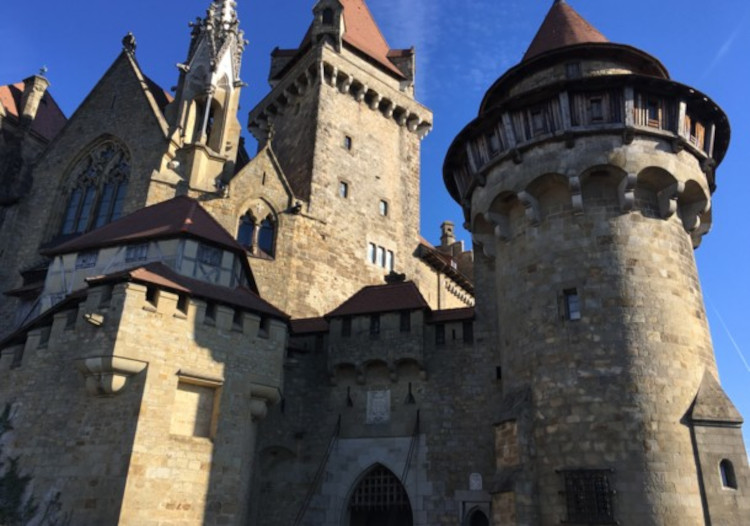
[444,1,748,524]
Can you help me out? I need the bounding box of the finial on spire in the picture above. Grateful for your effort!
[38,66,48,77]
[122,32,137,55]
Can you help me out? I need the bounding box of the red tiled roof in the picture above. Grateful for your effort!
[428,307,475,324]
[290,317,329,334]
[327,281,429,318]
[43,196,245,257]
[523,0,608,61]
[0,82,67,141]
[87,263,288,320]
[299,0,405,78]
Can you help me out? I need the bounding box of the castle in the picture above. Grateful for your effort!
[0,0,748,524]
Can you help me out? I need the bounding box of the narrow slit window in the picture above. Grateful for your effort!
[590,98,604,122]
[400,311,411,332]
[342,316,352,337]
[339,181,349,198]
[720,459,738,489]
[435,324,445,346]
[379,200,388,216]
[343,135,353,150]
[564,289,581,321]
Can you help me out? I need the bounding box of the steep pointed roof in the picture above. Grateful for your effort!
[523,0,608,61]
[300,0,405,78]
[43,196,245,257]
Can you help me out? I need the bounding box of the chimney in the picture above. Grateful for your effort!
[440,221,456,248]
[20,74,50,129]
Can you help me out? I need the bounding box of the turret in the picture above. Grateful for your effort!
[167,0,247,192]
[444,1,748,524]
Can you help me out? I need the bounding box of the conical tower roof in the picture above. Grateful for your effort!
[523,0,608,61]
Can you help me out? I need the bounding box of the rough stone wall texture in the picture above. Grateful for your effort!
[0,281,286,525]
[252,312,501,526]
[692,425,750,525]
[474,135,725,525]
[0,54,169,339]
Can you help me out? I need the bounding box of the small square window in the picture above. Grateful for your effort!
[343,135,353,150]
[379,200,388,216]
[339,181,349,198]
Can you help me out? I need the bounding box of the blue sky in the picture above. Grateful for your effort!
[2,0,749,453]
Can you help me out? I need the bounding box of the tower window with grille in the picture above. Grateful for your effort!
[560,469,616,524]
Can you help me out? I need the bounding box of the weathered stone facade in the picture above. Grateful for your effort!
[0,1,747,525]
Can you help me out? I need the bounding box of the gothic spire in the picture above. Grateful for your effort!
[185,0,246,78]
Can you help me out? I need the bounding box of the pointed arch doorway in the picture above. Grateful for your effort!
[347,465,413,526]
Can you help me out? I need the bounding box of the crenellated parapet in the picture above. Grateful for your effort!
[248,49,432,143]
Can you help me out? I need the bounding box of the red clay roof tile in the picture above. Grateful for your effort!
[523,0,608,62]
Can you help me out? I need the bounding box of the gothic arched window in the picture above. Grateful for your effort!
[60,140,130,235]
[237,210,276,258]
[237,213,255,250]
[258,216,276,257]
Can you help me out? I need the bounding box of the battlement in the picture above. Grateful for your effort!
[249,45,432,144]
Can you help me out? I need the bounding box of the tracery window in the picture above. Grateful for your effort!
[60,140,130,235]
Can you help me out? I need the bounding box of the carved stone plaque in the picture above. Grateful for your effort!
[366,390,391,424]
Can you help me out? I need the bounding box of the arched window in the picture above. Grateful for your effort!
[720,459,738,489]
[348,465,412,526]
[258,216,276,257]
[237,213,255,250]
[60,140,130,235]
[237,209,276,258]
